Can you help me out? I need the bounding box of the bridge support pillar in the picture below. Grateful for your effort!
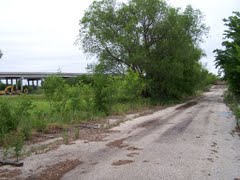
[21,77,24,92]
[16,78,18,91]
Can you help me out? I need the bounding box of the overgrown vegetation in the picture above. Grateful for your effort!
[224,92,240,129]
[0,0,217,155]
[214,11,240,129]
[42,71,149,116]
[0,72,152,150]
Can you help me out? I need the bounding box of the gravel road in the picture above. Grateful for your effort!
[2,85,240,180]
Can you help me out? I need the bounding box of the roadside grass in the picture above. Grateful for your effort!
[224,91,240,130]
[0,91,200,140]
[0,94,49,110]
[0,84,211,138]
[0,94,153,141]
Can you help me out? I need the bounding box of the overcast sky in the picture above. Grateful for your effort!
[0,0,239,74]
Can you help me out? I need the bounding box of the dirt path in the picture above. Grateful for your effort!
[1,86,240,180]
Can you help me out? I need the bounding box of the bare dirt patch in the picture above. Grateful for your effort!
[106,138,129,149]
[176,101,197,110]
[0,169,22,179]
[78,129,108,142]
[26,159,82,180]
[25,132,60,145]
[29,139,62,157]
[111,160,134,166]
[45,123,64,134]
[25,121,118,146]
[126,152,139,157]
[138,118,159,128]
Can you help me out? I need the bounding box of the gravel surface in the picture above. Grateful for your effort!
[1,85,239,180]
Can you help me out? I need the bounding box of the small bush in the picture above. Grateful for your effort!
[0,100,19,142]
[0,96,35,143]
[3,131,24,161]
[224,91,240,129]
[32,110,48,132]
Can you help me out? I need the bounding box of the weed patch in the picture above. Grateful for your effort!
[224,91,240,129]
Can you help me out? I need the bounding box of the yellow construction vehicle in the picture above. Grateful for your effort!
[0,86,27,95]
[0,86,14,95]
[0,90,5,95]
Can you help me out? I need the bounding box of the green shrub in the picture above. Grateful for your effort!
[0,100,19,141]
[16,97,34,139]
[3,131,24,161]
[32,110,48,132]
[224,91,240,129]
[42,75,66,100]
[115,70,146,102]
[0,96,35,143]
[92,73,113,114]
[64,83,95,112]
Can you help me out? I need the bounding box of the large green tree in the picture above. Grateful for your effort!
[214,12,240,95]
[77,0,209,98]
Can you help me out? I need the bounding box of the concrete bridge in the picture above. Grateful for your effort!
[0,72,84,91]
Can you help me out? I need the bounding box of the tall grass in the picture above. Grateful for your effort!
[224,91,240,129]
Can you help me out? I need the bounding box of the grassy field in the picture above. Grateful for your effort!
[0,94,50,109]
[0,93,153,136]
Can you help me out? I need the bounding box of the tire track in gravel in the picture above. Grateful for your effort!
[126,101,204,143]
